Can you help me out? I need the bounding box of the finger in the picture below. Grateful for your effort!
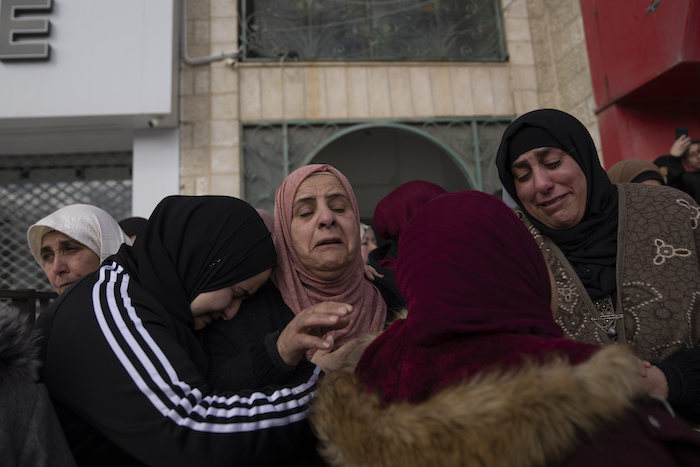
[309,302,353,316]
[295,334,333,352]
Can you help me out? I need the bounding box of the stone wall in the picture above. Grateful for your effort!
[525,0,601,155]
[179,0,597,196]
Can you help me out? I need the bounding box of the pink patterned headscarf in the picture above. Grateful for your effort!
[272,164,387,357]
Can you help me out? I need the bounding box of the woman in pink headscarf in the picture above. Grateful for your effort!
[312,191,700,467]
[203,164,387,391]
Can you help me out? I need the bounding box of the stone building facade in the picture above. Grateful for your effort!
[179,0,597,210]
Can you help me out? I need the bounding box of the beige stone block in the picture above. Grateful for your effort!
[211,173,241,197]
[240,68,262,120]
[212,64,238,93]
[211,0,236,17]
[211,120,236,146]
[538,90,559,109]
[281,67,305,119]
[559,72,593,108]
[490,68,513,115]
[211,147,238,173]
[211,18,236,43]
[513,90,539,115]
[212,93,237,119]
[450,67,474,115]
[306,68,327,119]
[194,68,210,95]
[368,68,392,118]
[471,68,495,114]
[186,0,208,20]
[526,0,546,20]
[180,123,193,149]
[511,65,538,90]
[180,67,194,95]
[409,68,434,117]
[387,67,414,117]
[505,17,531,42]
[186,44,211,59]
[535,62,556,90]
[180,176,195,196]
[324,68,348,119]
[181,148,210,176]
[548,1,579,35]
[429,67,453,116]
[503,0,528,18]
[194,19,210,45]
[346,68,369,118]
[195,176,210,196]
[192,121,211,148]
[508,41,535,66]
[551,28,576,60]
[181,95,210,122]
[261,69,283,119]
[570,16,586,47]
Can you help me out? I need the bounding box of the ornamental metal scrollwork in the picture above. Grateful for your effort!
[239,0,506,62]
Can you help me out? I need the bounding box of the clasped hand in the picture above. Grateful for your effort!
[276,301,353,367]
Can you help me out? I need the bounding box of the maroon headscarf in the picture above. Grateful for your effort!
[356,191,598,405]
[372,181,446,269]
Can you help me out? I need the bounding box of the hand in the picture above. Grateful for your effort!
[311,338,364,373]
[635,358,651,377]
[277,302,352,367]
[364,264,383,281]
[639,365,669,399]
[670,135,691,157]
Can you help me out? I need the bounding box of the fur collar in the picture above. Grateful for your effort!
[0,308,41,384]
[311,345,644,467]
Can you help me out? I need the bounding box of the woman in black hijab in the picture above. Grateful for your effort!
[37,196,344,466]
[496,109,700,425]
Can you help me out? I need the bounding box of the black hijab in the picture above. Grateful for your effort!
[496,109,618,301]
[115,196,277,328]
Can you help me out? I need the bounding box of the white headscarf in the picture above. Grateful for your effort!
[27,204,132,267]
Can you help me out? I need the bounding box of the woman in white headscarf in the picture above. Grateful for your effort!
[27,204,131,294]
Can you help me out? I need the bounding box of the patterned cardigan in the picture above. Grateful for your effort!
[516,183,700,363]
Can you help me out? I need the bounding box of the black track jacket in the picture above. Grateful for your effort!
[36,261,321,466]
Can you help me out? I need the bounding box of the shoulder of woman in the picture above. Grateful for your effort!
[311,344,642,467]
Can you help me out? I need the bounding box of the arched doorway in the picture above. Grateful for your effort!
[310,127,468,223]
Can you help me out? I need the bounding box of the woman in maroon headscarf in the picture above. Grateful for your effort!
[368,180,447,313]
[311,191,700,467]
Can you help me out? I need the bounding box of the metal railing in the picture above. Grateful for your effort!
[0,289,57,327]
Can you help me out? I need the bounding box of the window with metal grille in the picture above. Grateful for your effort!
[0,152,132,292]
[242,117,511,213]
[239,0,506,61]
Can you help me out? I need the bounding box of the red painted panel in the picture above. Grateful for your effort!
[598,103,700,169]
[581,0,699,109]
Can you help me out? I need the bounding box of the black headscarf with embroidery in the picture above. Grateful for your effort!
[496,109,618,301]
[115,196,277,328]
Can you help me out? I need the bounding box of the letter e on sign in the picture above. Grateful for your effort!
[0,0,53,61]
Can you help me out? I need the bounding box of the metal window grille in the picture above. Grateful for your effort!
[242,117,511,212]
[0,152,132,292]
[240,0,506,61]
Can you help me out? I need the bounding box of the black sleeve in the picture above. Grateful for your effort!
[38,267,321,467]
[202,279,299,391]
[657,347,700,423]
